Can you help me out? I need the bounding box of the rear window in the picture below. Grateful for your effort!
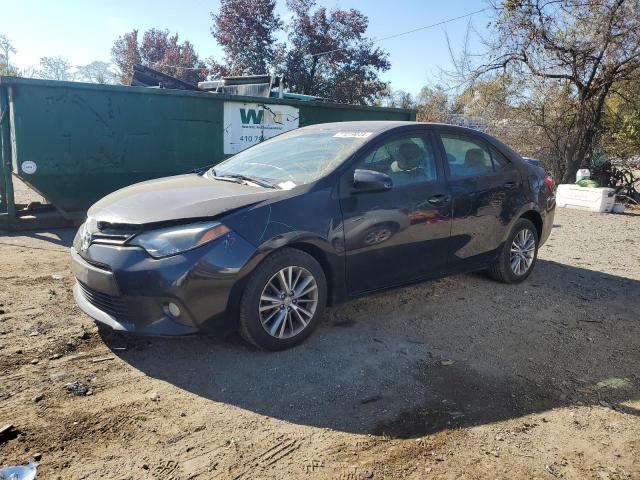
[440,134,494,177]
[440,133,513,177]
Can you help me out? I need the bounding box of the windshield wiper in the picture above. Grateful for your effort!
[190,164,217,176]
[215,173,280,189]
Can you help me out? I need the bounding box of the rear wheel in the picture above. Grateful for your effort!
[487,218,539,284]
[239,248,327,350]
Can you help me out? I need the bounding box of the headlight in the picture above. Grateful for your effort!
[73,222,86,248]
[73,217,98,252]
[129,221,230,258]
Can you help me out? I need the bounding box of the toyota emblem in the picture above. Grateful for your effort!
[80,229,92,252]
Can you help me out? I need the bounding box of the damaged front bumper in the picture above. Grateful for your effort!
[70,231,256,335]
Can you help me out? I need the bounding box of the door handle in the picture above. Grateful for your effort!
[428,194,451,206]
[504,181,518,190]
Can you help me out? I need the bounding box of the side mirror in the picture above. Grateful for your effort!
[353,169,393,193]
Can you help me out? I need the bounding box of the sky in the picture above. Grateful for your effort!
[0,0,491,95]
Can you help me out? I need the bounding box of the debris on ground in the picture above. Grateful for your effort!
[0,460,37,480]
[90,356,114,363]
[440,360,455,366]
[77,330,91,340]
[31,393,44,403]
[64,382,91,396]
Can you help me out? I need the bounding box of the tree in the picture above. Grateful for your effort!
[19,66,38,78]
[111,30,141,84]
[37,56,73,81]
[207,0,390,104]
[76,61,117,84]
[281,0,390,105]
[210,0,282,76]
[454,76,516,120]
[602,80,640,159]
[415,85,453,122]
[463,0,640,183]
[112,28,207,85]
[378,87,414,109]
[0,34,18,76]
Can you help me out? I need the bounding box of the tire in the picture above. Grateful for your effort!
[239,248,327,351]
[487,218,539,284]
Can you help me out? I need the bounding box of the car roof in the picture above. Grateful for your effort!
[299,120,488,137]
[299,121,525,164]
[299,120,415,133]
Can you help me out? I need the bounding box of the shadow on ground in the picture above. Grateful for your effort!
[103,259,640,438]
[0,228,76,249]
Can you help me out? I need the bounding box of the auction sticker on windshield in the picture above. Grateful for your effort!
[277,180,297,190]
[333,131,373,138]
[223,101,299,155]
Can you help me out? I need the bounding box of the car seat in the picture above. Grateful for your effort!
[389,142,430,184]
[464,148,487,174]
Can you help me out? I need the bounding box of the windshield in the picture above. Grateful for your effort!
[212,128,374,189]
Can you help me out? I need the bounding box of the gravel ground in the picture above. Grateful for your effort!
[0,207,638,479]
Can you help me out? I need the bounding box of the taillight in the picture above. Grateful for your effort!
[544,176,555,192]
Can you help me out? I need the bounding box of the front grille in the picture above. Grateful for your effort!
[92,232,133,245]
[78,282,129,320]
[94,221,141,245]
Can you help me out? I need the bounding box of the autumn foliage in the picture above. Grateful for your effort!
[209,0,282,77]
[209,0,390,104]
[110,1,389,104]
[112,29,207,85]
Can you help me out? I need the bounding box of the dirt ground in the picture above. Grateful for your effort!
[0,206,638,479]
[11,176,48,207]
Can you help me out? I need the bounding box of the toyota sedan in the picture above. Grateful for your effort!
[71,121,555,350]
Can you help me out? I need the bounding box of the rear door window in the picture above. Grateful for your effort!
[440,134,494,178]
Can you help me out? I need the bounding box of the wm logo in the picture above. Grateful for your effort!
[240,108,264,125]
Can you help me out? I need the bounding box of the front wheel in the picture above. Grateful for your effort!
[239,248,327,350]
[487,218,539,284]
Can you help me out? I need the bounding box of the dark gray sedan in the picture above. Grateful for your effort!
[71,121,555,350]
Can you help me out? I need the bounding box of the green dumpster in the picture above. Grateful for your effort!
[0,77,415,223]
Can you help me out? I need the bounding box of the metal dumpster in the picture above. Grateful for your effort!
[0,77,415,227]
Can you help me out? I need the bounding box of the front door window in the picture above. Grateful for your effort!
[359,136,438,186]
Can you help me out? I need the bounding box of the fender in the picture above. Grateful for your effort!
[224,229,348,319]
[502,202,540,241]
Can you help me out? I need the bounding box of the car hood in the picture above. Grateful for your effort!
[88,174,282,224]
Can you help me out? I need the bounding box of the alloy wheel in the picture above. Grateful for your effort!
[259,266,318,339]
[510,228,536,276]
